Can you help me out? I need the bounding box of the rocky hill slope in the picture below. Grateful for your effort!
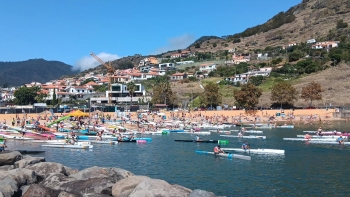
[190,0,350,54]
[0,59,77,87]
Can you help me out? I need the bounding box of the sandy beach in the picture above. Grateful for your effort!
[0,108,340,127]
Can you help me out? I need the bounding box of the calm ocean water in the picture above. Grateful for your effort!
[6,121,350,197]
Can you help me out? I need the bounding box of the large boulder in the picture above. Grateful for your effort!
[112,176,192,197]
[22,184,61,197]
[0,165,14,171]
[14,156,45,168]
[69,166,133,181]
[59,177,118,196]
[26,162,66,179]
[63,166,79,176]
[0,151,22,166]
[0,168,36,187]
[41,173,76,190]
[190,189,216,197]
[58,191,78,197]
[0,177,18,197]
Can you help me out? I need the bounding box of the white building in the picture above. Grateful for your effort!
[199,63,216,73]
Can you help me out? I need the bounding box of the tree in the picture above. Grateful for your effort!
[270,82,297,108]
[126,81,137,105]
[301,81,323,106]
[203,82,222,108]
[195,43,200,48]
[249,76,265,86]
[14,86,46,105]
[151,76,176,105]
[337,19,348,29]
[233,83,262,110]
[52,88,57,106]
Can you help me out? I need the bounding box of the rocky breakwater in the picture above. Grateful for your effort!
[0,151,219,197]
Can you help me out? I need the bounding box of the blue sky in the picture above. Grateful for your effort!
[0,0,301,71]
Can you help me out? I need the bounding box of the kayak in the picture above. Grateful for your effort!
[243,130,263,134]
[296,135,348,139]
[90,141,117,145]
[174,140,229,145]
[195,150,251,160]
[221,148,284,154]
[283,138,343,141]
[42,144,93,149]
[308,141,350,145]
[168,130,184,132]
[0,134,33,140]
[220,135,266,139]
[183,131,211,135]
[121,138,152,141]
[30,140,67,143]
[276,125,294,128]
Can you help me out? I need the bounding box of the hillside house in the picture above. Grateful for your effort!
[176,61,194,65]
[170,53,182,59]
[312,41,339,50]
[226,74,249,85]
[66,86,94,95]
[199,63,216,73]
[159,63,175,69]
[171,73,187,80]
[307,39,316,44]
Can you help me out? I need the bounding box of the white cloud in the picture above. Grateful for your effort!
[152,34,195,54]
[73,52,120,72]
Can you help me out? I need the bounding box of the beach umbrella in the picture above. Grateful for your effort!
[69,110,89,117]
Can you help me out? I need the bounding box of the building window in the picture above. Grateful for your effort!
[82,90,85,93]
[71,90,73,92]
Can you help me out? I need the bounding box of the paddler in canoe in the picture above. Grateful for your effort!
[337,135,344,145]
[242,141,250,150]
[214,145,224,154]
[195,135,202,142]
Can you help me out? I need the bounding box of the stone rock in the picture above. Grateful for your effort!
[190,189,216,197]
[0,168,36,187]
[63,166,79,176]
[0,177,18,197]
[58,191,78,197]
[0,151,22,166]
[0,165,14,171]
[20,185,30,196]
[69,166,133,181]
[22,184,61,197]
[84,193,112,197]
[60,177,117,196]
[112,176,192,197]
[27,162,66,179]
[14,156,45,168]
[41,173,76,190]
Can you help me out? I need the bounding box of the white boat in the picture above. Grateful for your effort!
[90,140,117,145]
[182,131,211,135]
[195,150,251,160]
[220,135,266,139]
[30,140,67,143]
[209,130,231,134]
[221,148,284,154]
[308,141,350,145]
[276,125,294,128]
[303,131,317,133]
[283,138,343,141]
[243,130,263,134]
[0,134,33,140]
[296,135,348,139]
[42,141,93,149]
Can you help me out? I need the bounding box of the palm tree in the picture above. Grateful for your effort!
[126,82,137,105]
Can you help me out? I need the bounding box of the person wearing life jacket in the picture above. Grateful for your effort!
[214,145,224,154]
[305,133,312,140]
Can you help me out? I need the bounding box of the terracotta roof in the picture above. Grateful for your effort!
[172,73,185,76]
[41,85,58,89]
[85,81,99,86]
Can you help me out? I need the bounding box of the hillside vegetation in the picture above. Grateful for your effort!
[0,59,77,86]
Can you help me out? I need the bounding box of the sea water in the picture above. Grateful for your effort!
[7,121,350,196]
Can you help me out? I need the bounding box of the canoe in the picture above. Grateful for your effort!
[296,135,348,139]
[121,138,152,141]
[220,135,266,139]
[195,150,251,160]
[182,131,211,135]
[0,134,33,140]
[308,141,350,145]
[221,148,284,154]
[283,138,343,141]
[243,130,263,134]
[30,140,67,143]
[117,140,137,143]
[174,140,229,145]
[303,131,350,136]
[276,125,294,128]
[209,130,231,134]
[168,130,184,132]
[42,144,93,149]
[90,141,117,145]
